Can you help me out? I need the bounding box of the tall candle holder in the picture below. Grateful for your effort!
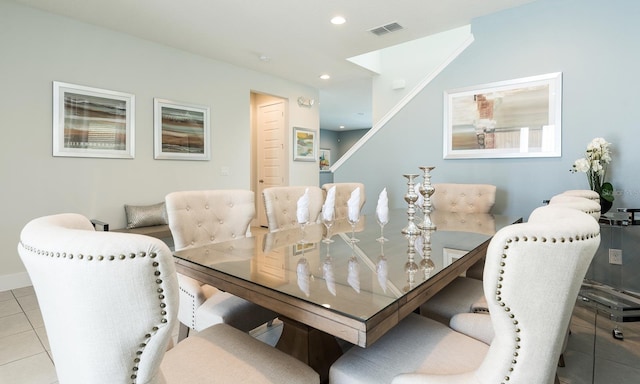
[420,228,436,279]
[418,166,437,230]
[403,235,419,293]
[401,173,422,237]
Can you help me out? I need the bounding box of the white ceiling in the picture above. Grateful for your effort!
[12,0,536,130]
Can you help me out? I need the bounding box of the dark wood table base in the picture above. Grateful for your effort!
[275,316,344,383]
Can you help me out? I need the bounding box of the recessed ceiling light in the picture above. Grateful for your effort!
[258,54,271,62]
[319,74,330,80]
[331,16,346,25]
[339,125,345,129]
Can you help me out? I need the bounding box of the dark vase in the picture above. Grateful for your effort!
[600,197,613,215]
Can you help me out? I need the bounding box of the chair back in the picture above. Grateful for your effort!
[165,190,255,251]
[17,213,178,384]
[431,183,496,213]
[321,183,366,220]
[548,194,601,220]
[262,186,323,232]
[561,189,600,201]
[476,207,600,384]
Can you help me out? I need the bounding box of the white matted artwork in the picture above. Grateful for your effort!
[53,81,135,159]
[319,148,331,171]
[443,72,562,159]
[293,127,316,161]
[154,98,210,160]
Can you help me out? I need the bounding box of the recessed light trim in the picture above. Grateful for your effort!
[319,74,331,80]
[330,16,346,25]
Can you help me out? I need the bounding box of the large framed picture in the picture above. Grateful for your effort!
[443,72,562,159]
[154,98,210,160]
[293,127,316,161]
[53,81,135,158]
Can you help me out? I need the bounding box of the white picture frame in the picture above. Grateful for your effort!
[53,81,135,159]
[443,72,562,159]
[153,98,210,160]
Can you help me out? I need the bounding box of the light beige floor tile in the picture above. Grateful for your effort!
[0,313,32,338]
[34,326,50,352]
[0,298,22,318]
[25,308,45,328]
[557,349,594,384]
[594,356,640,384]
[16,294,39,312]
[12,286,35,298]
[0,290,14,302]
[0,330,45,365]
[0,352,57,384]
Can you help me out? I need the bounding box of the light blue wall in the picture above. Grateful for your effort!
[335,0,640,221]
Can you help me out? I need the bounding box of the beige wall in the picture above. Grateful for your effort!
[0,2,319,289]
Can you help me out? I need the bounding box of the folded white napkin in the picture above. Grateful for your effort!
[376,257,388,293]
[376,187,389,224]
[322,259,336,296]
[296,258,310,297]
[322,186,336,221]
[297,188,310,224]
[347,187,361,223]
[348,257,360,293]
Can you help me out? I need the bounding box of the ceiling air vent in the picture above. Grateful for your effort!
[368,22,403,36]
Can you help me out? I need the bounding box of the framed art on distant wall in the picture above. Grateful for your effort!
[319,148,331,171]
[53,81,135,158]
[293,127,316,161]
[443,72,562,159]
[154,98,210,160]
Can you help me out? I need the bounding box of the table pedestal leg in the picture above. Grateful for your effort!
[275,316,343,383]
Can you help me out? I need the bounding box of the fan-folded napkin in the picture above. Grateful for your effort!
[347,187,361,223]
[322,186,336,221]
[376,188,389,224]
[297,188,310,224]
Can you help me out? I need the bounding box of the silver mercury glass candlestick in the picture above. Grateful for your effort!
[418,166,437,230]
[401,174,422,237]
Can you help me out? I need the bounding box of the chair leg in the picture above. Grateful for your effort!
[267,319,274,327]
[557,353,565,367]
[554,373,561,384]
[178,322,190,342]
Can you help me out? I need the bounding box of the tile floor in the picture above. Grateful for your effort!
[1,285,638,384]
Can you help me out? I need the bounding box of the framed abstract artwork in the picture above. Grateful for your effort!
[293,127,316,161]
[319,148,331,171]
[443,72,562,159]
[53,81,135,158]
[153,98,210,160]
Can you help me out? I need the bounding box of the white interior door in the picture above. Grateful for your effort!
[256,101,286,227]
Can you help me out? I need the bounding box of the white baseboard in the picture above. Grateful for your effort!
[0,272,32,292]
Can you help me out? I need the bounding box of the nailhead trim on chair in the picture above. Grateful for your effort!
[18,243,169,384]
[178,284,197,329]
[495,231,599,384]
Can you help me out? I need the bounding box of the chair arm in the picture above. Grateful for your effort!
[449,313,494,345]
[177,274,210,329]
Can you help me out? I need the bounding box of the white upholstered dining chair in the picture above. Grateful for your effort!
[165,190,276,340]
[17,213,319,384]
[419,184,497,321]
[321,182,366,220]
[262,186,324,232]
[329,207,600,384]
[431,183,497,214]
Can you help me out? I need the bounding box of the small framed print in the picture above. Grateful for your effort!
[53,81,135,159]
[154,98,210,160]
[293,127,316,161]
[319,148,331,171]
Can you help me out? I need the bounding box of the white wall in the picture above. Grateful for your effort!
[0,1,318,290]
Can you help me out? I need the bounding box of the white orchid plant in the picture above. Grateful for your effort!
[570,137,614,202]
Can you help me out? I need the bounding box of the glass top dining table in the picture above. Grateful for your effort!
[173,209,521,380]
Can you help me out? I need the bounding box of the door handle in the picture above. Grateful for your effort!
[259,179,264,183]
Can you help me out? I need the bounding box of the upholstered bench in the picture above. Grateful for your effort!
[91,202,174,247]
